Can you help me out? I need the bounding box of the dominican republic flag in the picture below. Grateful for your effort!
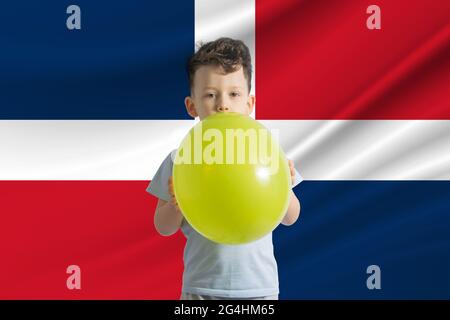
[0,0,449,299]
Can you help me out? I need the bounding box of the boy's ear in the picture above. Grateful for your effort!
[185,96,198,118]
[247,94,256,115]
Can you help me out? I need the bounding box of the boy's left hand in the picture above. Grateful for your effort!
[288,159,296,185]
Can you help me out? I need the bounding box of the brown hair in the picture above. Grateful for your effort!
[187,37,252,93]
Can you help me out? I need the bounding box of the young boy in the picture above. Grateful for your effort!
[146,38,302,300]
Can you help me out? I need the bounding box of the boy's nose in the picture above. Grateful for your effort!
[217,105,230,113]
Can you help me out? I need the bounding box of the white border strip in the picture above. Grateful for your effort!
[196,0,256,103]
[1,120,449,180]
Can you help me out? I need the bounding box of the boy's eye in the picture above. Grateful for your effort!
[230,92,240,97]
[205,93,215,98]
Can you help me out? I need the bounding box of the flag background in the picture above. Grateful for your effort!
[0,0,449,299]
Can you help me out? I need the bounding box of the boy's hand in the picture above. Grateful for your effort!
[288,159,296,185]
[168,176,183,214]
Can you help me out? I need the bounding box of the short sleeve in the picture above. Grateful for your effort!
[292,168,303,188]
[146,151,174,202]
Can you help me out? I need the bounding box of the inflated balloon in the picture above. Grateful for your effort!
[173,112,291,244]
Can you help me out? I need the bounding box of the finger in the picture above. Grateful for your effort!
[172,200,181,213]
[288,160,294,170]
[168,177,175,192]
[288,160,295,173]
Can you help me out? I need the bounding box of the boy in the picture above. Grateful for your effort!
[146,38,302,300]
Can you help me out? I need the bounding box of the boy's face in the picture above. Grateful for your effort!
[185,65,255,120]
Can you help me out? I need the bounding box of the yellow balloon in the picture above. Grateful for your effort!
[173,112,291,244]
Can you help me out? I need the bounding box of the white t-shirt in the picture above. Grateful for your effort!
[146,150,302,298]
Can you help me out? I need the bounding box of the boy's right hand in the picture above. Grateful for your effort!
[168,176,182,214]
